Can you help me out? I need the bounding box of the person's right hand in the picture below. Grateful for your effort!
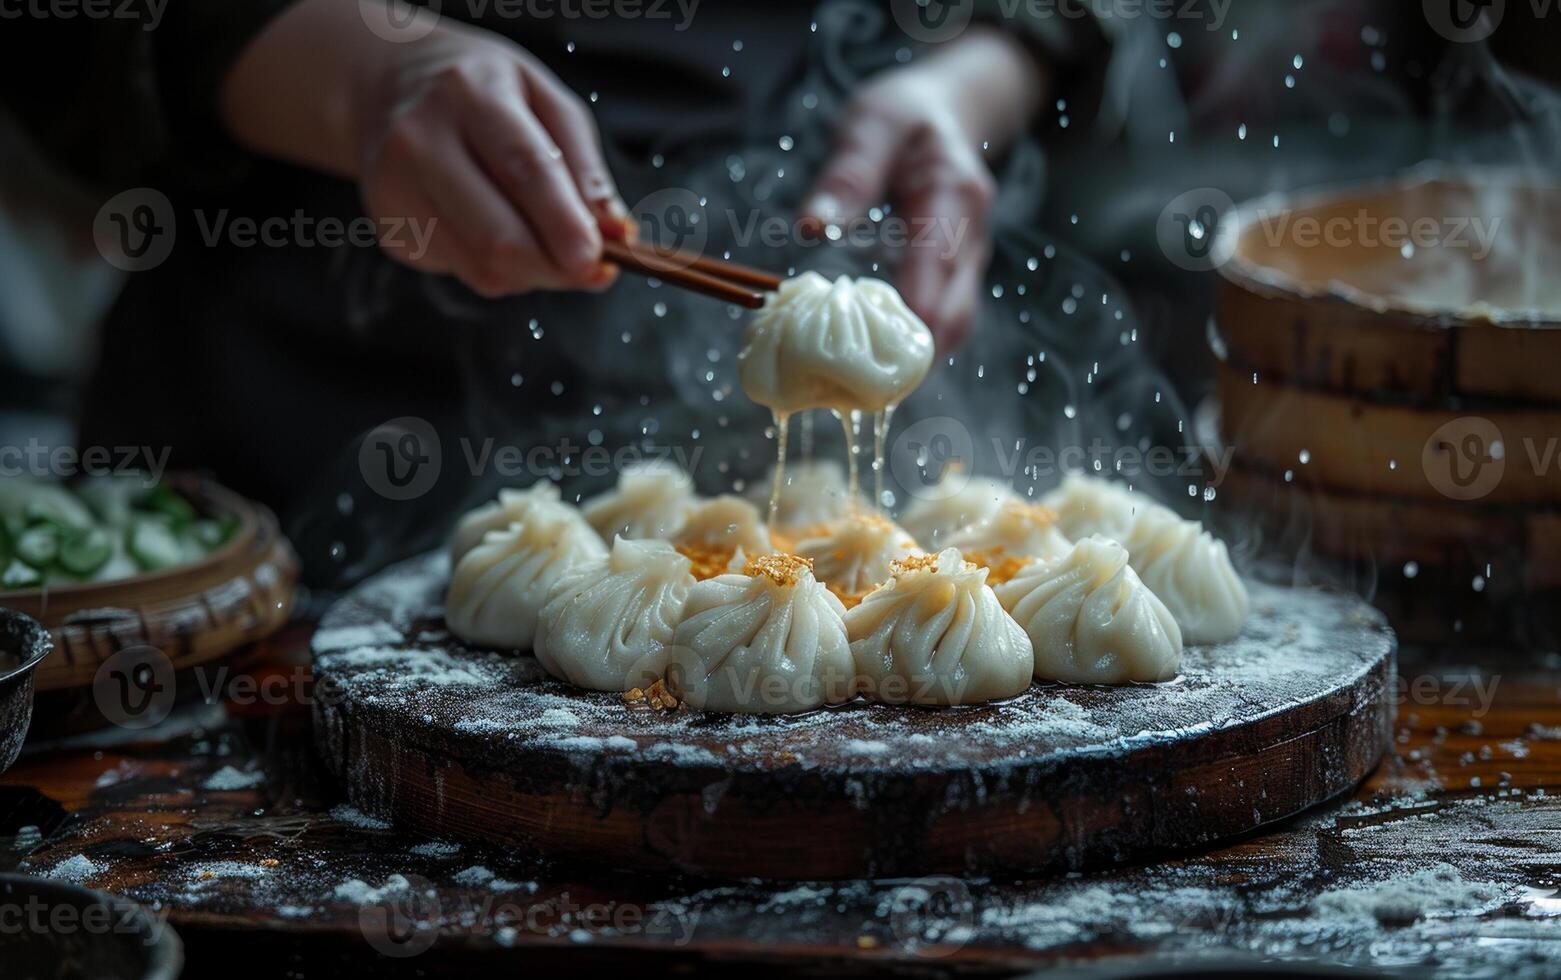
[224,0,628,297]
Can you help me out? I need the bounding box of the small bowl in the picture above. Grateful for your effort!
[0,608,51,774]
[0,874,182,980]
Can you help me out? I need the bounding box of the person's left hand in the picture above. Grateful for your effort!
[802,29,1045,349]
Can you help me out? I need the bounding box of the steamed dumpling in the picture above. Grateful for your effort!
[666,554,855,714]
[754,458,851,528]
[994,536,1181,684]
[944,499,1072,571]
[533,537,696,691]
[793,510,921,604]
[845,549,1033,706]
[738,272,935,415]
[1042,472,1147,542]
[676,495,772,555]
[450,482,569,566]
[446,510,607,650]
[899,470,1016,548]
[581,461,695,541]
[1122,507,1248,644]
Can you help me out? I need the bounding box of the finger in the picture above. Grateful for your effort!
[933,240,990,350]
[526,70,631,238]
[461,84,605,280]
[363,168,463,275]
[801,110,900,229]
[409,131,574,296]
[894,176,991,346]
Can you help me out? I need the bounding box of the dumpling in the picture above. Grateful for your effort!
[533,537,696,692]
[753,458,851,528]
[1122,507,1248,644]
[943,500,1072,584]
[1042,472,1147,542]
[994,535,1181,684]
[845,549,1033,706]
[665,553,855,714]
[449,482,569,565]
[792,510,921,606]
[445,510,606,650]
[899,470,1016,549]
[676,495,772,554]
[738,272,935,415]
[673,495,773,580]
[581,461,695,541]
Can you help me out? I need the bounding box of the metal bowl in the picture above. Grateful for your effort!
[0,608,51,774]
[0,874,182,979]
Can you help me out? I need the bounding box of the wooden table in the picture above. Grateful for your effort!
[3,625,1559,977]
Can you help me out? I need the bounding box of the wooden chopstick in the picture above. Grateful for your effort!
[602,239,780,309]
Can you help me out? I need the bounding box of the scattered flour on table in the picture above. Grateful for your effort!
[409,840,461,858]
[334,875,413,905]
[330,804,392,831]
[203,766,266,791]
[1310,863,1507,925]
[44,855,98,883]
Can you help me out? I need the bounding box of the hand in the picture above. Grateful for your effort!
[224,0,628,298]
[802,29,1046,348]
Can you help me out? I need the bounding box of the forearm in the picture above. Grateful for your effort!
[220,0,432,178]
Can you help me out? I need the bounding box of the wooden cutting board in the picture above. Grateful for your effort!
[311,552,1395,880]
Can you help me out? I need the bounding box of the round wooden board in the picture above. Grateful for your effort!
[312,552,1396,881]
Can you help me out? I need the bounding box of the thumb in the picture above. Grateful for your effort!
[801,111,901,232]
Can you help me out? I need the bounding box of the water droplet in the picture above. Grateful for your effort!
[1167,32,1182,48]
[1026,256,1039,271]
[1298,449,1311,464]
[778,135,793,151]
[336,493,354,515]
[1404,561,1419,579]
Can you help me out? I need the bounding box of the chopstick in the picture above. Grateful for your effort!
[602,239,782,309]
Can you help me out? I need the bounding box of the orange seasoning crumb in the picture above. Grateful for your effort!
[826,582,867,609]
[743,552,813,586]
[889,553,943,575]
[676,543,737,580]
[964,548,1031,585]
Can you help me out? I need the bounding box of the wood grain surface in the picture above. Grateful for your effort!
[1,624,1556,978]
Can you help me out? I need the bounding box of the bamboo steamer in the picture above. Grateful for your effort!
[1211,171,1561,639]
